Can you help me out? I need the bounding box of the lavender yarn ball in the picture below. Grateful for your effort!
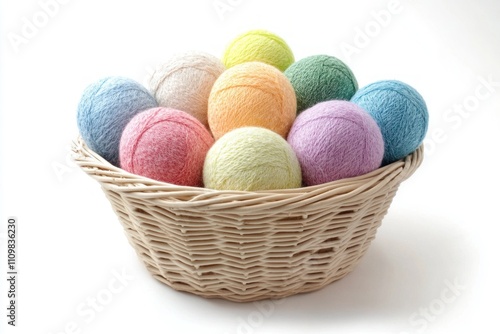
[77,76,158,166]
[287,100,384,186]
[351,80,428,165]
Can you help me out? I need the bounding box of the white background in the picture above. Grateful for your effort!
[1,0,499,333]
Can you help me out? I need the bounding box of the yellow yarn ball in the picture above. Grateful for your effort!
[208,61,297,140]
[223,29,295,71]
[203,127,302,191]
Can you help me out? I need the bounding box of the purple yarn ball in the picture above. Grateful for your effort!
[287,100,384,186]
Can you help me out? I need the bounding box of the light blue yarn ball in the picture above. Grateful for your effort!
[351,80,428,165]
[77,76,158,166]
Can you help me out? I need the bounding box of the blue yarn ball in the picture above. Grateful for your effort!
[351,80,428,165]
[77,77,158,166]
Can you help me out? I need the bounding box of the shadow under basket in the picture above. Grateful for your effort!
[72,136,423,302]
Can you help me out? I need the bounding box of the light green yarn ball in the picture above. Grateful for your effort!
[203,127,302,191]
[222,30,295,72]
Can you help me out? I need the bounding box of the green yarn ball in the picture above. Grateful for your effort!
[284,55,358,113]
[222,29,295,72]
[203,127,302,191]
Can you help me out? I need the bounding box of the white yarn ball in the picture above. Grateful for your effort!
[149,51,225,127]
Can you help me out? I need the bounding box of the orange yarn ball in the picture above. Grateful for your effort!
[207,61,296,140]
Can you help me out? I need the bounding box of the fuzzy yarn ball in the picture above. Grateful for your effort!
[287,101,384,186]
[284,55,358,113]
[119,107,214,186]
[148,51,225,128]
[208,61,296,140]
[351,80,428,165]
[223,29,294,71]
[77,76,158,166]
[203,127,302,191]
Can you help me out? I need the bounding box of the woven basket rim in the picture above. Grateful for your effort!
[71,135,423,197]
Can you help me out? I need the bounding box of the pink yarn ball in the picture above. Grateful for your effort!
[287,100,384,186]
[119,107,214,186]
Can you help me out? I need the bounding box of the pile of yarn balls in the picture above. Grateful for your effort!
[77,29,428,191]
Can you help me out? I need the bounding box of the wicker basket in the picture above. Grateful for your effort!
[72,136,423,302]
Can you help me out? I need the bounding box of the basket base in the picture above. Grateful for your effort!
[150,263,356,302]
[125,218,381,303]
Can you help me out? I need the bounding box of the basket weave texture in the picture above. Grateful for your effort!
[72,136,423,302]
